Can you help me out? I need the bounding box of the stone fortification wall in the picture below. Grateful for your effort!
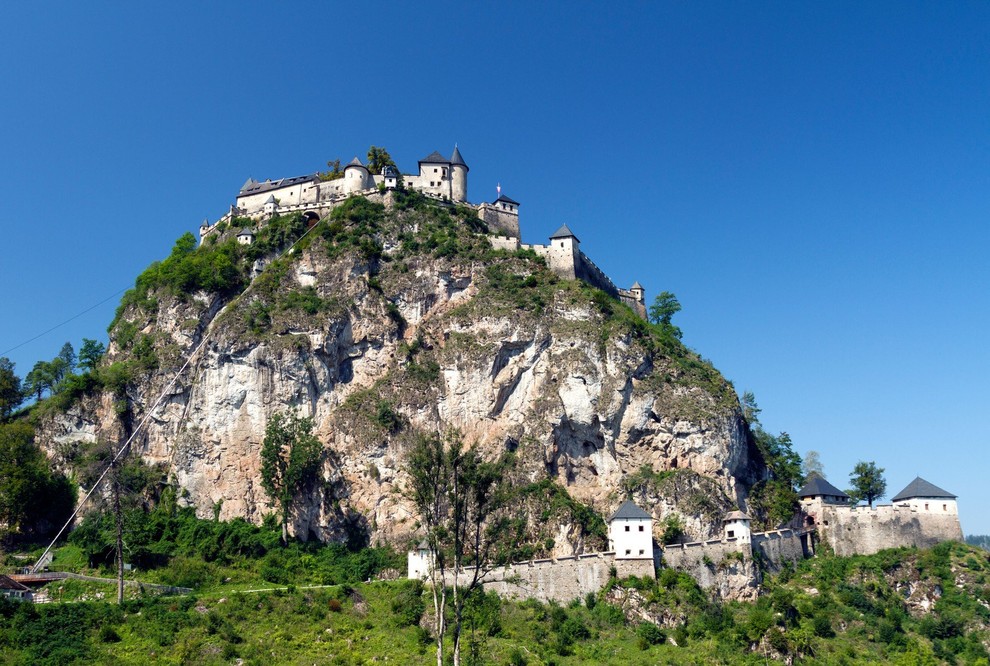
[661,539,759,600]
[574,251,618,298]
[752,529,807,574]
[454,553,654,604]
[478,205,520,238]
[489,235,521,252]
[818,505,963,557]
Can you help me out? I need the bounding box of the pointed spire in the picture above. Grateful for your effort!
[549,224,579,243]
[450,144,467,168]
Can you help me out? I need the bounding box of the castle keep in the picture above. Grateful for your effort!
[199,146,647,318]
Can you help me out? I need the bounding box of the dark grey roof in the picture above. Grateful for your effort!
[237,228,254,236]
[892,477,957,502]
[797,475,850,499]
[346,157,367,168]
[450,145,468,169]
[724,510,751,521]
[631,281,644,290]
[383,165,399,177]
[494,193,519,206]
[419,150,449,165]
[265,195,277,204]
[608,501,652,521]
[0,575,29,591]
[238,174,318,196]
[549,224,580,242]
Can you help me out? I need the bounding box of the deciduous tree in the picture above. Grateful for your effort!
[849,461,886,508]
[648,291,682,338]
[406,431,513,666]
[803,450,825,479]
[366,145,396,175]
[0,358,22,420]
[260,411,323,544]
[0,422,74,538]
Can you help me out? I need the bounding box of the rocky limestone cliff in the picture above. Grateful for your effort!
[39,192,764,556]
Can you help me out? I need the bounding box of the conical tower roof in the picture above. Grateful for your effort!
[346,156,366,168]
[450,145,468,170]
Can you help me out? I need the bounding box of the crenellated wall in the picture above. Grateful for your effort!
[752,529,808,573]
[816,504,963,557]
[450,553,654,604]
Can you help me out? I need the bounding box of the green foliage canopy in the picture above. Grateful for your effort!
[260,411,323,543]
[0,422,75,538]
[849,461,887,508]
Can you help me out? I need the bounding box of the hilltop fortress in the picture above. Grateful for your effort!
[198,146,647,317]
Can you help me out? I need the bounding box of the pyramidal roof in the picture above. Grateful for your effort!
[419,150,449,164]
[724,510,751,521]
[891,477,957,502]
[264,195,277,204]
[346,156,366,167]
[494,193,519,205]
[631,281,644,289]
[450,145,468,169]
[549,224,579,242]
[797,474,850,499]
[608,501,652,521]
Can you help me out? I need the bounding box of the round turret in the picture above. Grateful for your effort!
[450,145,468,201]
[344,157,370,193]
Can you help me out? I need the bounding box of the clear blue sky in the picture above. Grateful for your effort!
[1,3,987,532]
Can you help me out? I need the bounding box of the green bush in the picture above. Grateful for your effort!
[636,621,665,649]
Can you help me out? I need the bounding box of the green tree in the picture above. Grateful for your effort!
[23,360,56,400]
[849,461,886,508]
[648,291,682,338]
[78,339,106,373]
[57,342,76,377]
[366,145,396,175]
[743,393,803,529]
[0,422,75,538]
[741,390,761,425]
[260,411,323,543]
[406,431,513,666]
[0,357,22,420]
[319,158,344,181]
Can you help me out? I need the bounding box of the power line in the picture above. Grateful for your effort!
[32,217,325,574]
[1,287,129,357]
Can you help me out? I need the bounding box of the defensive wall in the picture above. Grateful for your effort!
[817,504,963,557]
[451,553,655,604]
[752,528,808,574]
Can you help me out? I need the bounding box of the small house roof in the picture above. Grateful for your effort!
[450,145,468,169]
[494,193,519,206]
[608,501,652,521]
[631,281,644,290]
[891,477,957,502]
[383,165,399,177]
[237,228,254,237]
[724,510,751,522]
[0,575,29,591]
[549,224,580,242]
[419,150,450,165]
[797,474,850,499]
[264,195,277,205]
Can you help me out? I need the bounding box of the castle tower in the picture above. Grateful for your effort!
[608,501,653,559]
[382,165,400,190]
[407,539,432,580]
[450,145,468,201]
[630,281,645,304]
[344,157,370,194]
[723,510,752,544]
[891,477,959,515]
[548,224,580,280]
[418,151,452,199]
[263,195,278,218]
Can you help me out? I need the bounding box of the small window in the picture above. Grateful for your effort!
[625,549,631,555]
[925,503,929,511]
[434,168,438,173]
[560,242,564,247]
[638,525,644,532]
[727,530,735,538]
[943,504,947,511]
[624,525,630,532]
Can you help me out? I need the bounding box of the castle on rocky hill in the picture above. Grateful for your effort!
[198,146,647,318]
[409,475,963,602]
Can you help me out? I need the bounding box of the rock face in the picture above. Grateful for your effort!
[39,193,764,557]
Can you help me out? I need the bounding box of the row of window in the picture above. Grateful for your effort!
[623,525,646,532]
[624,549,647,556]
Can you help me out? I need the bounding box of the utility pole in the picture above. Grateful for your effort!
[112,451,124,604]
